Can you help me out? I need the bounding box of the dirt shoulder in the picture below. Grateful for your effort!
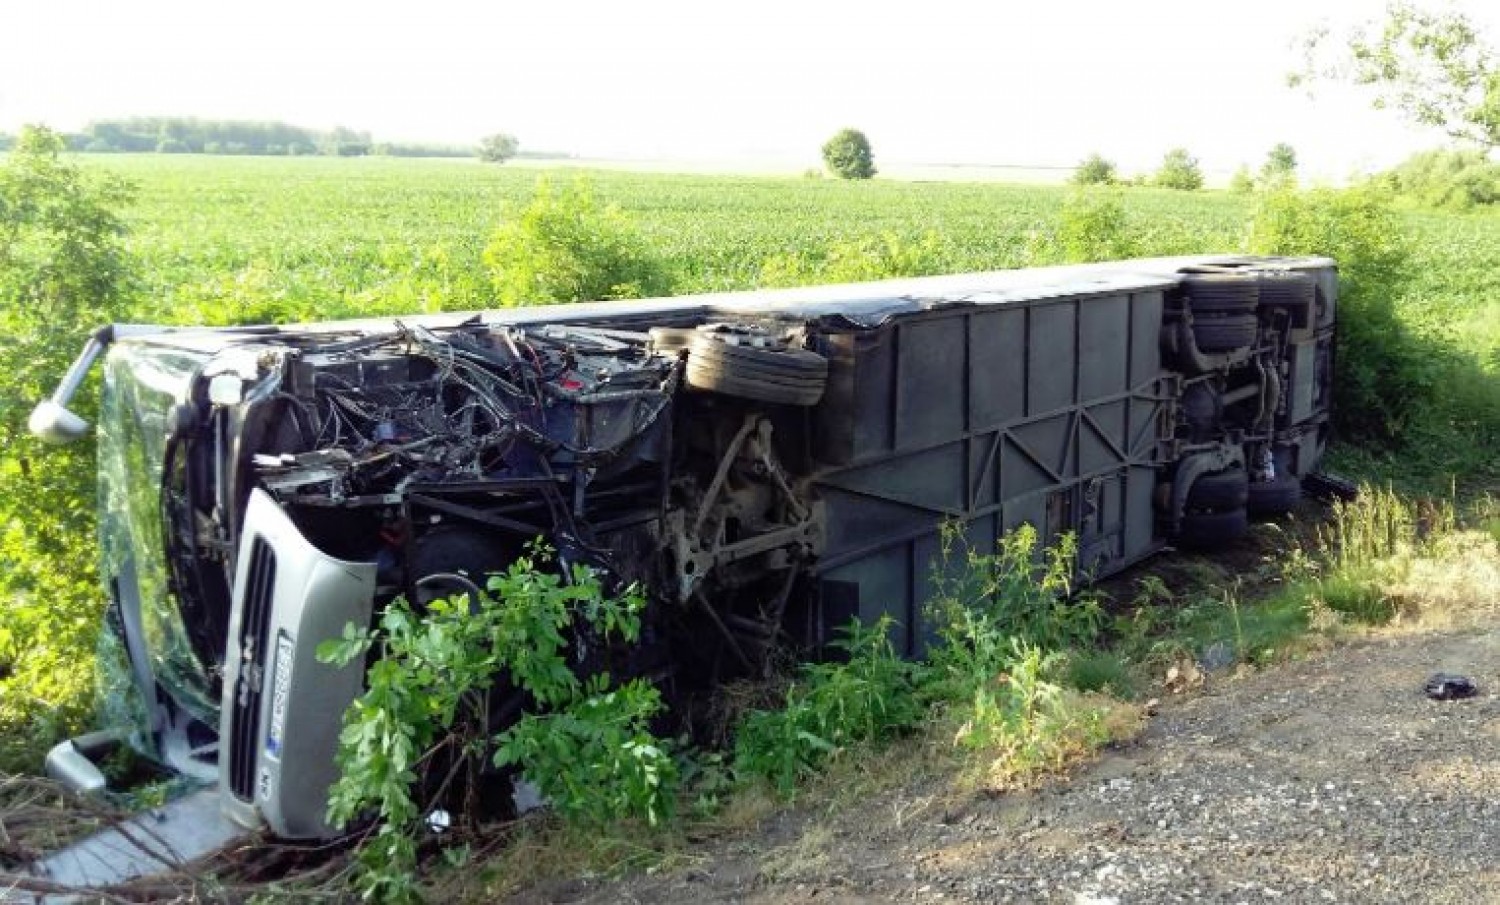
[525,620,1499,905]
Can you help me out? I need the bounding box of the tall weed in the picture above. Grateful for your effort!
[732,616,925,795]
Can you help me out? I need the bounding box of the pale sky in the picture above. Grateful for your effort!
[2,0,1495,180]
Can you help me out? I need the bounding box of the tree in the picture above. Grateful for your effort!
[478,133,519,164]
[1071,153,1118,186]
[822,128,876,180]
[1154,148,1203,190]
[1292,2,1499,148]
[1261,142,1298,184]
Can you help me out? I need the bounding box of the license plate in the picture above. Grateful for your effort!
[266,631,294,759]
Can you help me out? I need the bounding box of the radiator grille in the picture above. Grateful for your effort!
[229,536,276,801]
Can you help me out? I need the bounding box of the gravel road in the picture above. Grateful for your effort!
[528,620,1499,905]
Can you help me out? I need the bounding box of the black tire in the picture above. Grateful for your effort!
[1186,468,1249,511]
[1247,474,1302,516]
[1256,272,1315,308]
[1191,313,1259,353]
[686,334,828,405]
[1257,271,1316,328]
[1183,273,1259,315]
[1177,507,1250,547]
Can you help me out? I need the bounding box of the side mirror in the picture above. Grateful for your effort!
[28,400,92,444]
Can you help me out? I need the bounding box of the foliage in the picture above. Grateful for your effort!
[821,128,877,180]
[1056,191,1136,262]
[1246,183,1453,446]
[925,523,1103,692]
[0,126,137,770]
[317,544,666,901]
[732,616,925,795]
[1261,142,1298,186]
[483,178,673,304]
[1378,147,1500,209]
[921,524,1125,783]
[1154,148,1204,190]
[1071,153,1118,186]
[477,133,520,164]
[758,230,950,287]
[1292,2,1499,147]
[494,676,676,827]
[1229,165,1256,194]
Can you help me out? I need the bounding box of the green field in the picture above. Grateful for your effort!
[93,154,1498,365]
[102,155,1251,314]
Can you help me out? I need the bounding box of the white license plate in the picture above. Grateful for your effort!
[266,631,294,759]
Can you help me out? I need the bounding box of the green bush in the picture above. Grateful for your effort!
[1229,165,1256,194]
[758,231,949,287]
[1379,148,1500,210]
[1056,191,1136,262]
[0,126,137,770]
[482,178,673,305]
[1070,153,1118,186]
[319,544,669,901]
[926,524,1103,692]
[1247,184,1452,445]
[1154,148,1204,190]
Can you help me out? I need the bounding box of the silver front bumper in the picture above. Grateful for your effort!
[219,488,376,838]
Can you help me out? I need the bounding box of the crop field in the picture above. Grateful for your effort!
[102,155,1249,314]
[96,154,1498,363]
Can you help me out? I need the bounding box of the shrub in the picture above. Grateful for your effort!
[1070,153,1117,186]
[319,544,670,900]
[1154,148,1204,190]
[1246,184,1449,445]
[758,231,949,287]
[1379,148,1500,210]
[483,178,673,304]
[926,523,1103,690]
[821,128,877,180]
[0,126,137,770]
[1056,191,1136,262]
[1229,165,1256,194]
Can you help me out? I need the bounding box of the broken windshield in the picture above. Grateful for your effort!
[98,342,220,734]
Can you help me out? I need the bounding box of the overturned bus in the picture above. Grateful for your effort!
[31,254,1335,842]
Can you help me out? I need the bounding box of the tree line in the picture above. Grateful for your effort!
[0,118,476,158]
